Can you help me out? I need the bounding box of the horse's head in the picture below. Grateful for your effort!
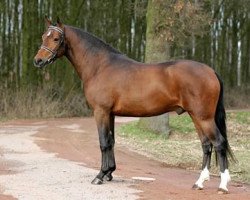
[34,16,65,68]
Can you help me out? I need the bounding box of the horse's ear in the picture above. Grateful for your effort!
[45,15,51,28]
[57,17,64,29]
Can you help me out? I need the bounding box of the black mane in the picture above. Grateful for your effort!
[70,26,122,55]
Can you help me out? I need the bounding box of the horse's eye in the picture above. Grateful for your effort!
[54,38,59,42]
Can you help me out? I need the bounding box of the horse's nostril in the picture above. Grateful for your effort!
[34,58,43,66]
[37,58,43,64]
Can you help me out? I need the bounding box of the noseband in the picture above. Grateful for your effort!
[40,26,64,64]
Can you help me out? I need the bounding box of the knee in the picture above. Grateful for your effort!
[100,139,114,151]
[100,144,113,151]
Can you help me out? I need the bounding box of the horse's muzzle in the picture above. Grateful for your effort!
[34,58,44,68]
[34,58,46,68]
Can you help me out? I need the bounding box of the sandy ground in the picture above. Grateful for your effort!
[0,120,138,200]
[0,117,250,200]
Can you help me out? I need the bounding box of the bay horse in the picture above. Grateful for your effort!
[34,17,235,194]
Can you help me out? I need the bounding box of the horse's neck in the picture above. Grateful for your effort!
[64,26,107,83]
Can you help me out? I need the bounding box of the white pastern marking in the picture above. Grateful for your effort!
[47,30,52,36]
[219,169,231,191]
[195,167,210,188]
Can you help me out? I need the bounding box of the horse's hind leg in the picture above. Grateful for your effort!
[192,117,230,193]
[191,119,212,190]
[214,127,230,194]
[202,121,230,193]
[91,109,116,185]
[193,137,212,190]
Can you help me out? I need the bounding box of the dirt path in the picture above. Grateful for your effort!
[0,118,250,200]
[0,120,138,200]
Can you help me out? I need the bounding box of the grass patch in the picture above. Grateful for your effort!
[169,114,195,134]
[227,111,250,124]
[119,115,202,170]
[0,117,7,122]
[118,111,250,183]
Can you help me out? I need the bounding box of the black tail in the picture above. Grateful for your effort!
[214,73,236,163]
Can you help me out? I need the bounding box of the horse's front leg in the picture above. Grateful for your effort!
[103,114,115,181]
[91,109,116,185]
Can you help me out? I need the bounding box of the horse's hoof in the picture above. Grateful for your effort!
[91,177,103,185]
[218,188,229,194]
[104,174,113,181]
[192,184,203,190]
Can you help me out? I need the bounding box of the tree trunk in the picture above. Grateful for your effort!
[138,0,170,137]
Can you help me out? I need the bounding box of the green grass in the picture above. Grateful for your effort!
[169,114,195,134]
[0,116,8,122]
[227,111,250,124]
[119,115,202,170]
[118,111,250,183]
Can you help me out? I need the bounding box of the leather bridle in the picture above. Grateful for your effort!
[40,26,64,64]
